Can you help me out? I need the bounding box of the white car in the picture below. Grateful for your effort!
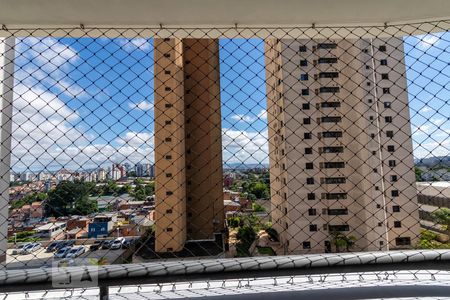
[110,237,125,250]
[12,243,30,255]
[20,242,41,255]
[65,247,85,258]
[54,246,71,258]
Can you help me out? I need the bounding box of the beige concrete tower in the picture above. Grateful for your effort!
[154,38,224,252]
[265,38,420,254]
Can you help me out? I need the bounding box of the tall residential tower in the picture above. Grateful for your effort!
[265,38,420,254]
[154,38,224,253]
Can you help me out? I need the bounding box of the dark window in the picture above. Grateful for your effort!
[393,205,400,213]
[321,101,341,108]
[383,88,390,94]
[321,161,345,169]
[385,116,393,123]
[320,146,344,154]
[165,87,172,91]
[321,131,342,138]
[166,209,173,214]
[165,103,173,108]
[163,53,171,58]
[309,224,318,232]
[320,116,342,123]
[394,221,402,228]
[165,155,172,160]
[302,89,310,96]
[166,191,173,196]
[318,57,338,64]
[166,173,172,177]
[387,145,395,152]
[164,70,171,75]
[165,120,172,125]
[303,117,311,125]
[386,131,394,138]
[302,103,310,110]
[328,208,348,215]
[306,162,314,170]
[381,73,389,80]
[305,147,313,154]
[165,137,172,142]
[323,193,347,200]
[329,225,350,232]
[166,228,173,232]
[308,208,317,216]
[379,45,387,52]
[317,43,337,49]
[388,160,396,167]
[321,177,346,184]
[391,190,399,197]
[366,82,371,86]
[300,74,309,81]
[319,87,340,93]
[390,175,398,182]
[384,102,391,108]
[303,241,311,249]
[376,204,382,209]
[368,99,373,103]
[319,72,339,78]
[304,132,312,139]
[299,45,307,52]
[395,237,411,246]
[307,193,316,200]
[306,177,315,185]
[380,59,388,66]
[300,60,308,66]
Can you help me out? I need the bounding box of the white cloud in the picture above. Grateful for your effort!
[420,106,433,113]
[222,129,268,164]
[416,34,440,50]
[230,110,267,123]
[128,100,153,111]
[117,38,151,51]
[257,109,267,120]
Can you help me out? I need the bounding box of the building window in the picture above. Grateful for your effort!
[165,155,172,160]
[300,60,308,66]
[319,72,339,79]
[384,102,391,108]
[395,237,411,246]
[165,120,172,125]
[394,221,402,228]
[366,82,371,86]
[372,150,377,155]
[383,87,390,94]
[379,45,387,52]
[391,190,399,197]
[166,191,173,196]
[369,116,374,121]
[327,208,348,215]
[303,117,311,125]
[385,116,393,123]
[304,132,312,139]
[328,225,350,232]
[306,162,314,170]
[370,133,375,138]
[390,175,398,182]
[308,208,317,216]
[317,43,337,49]
[381,73,389,80]
[393,205,400,213]
[166,173,172,177]
[163,53,171,58]
[307,193,316,200]
[299,45,307,52]
[318,57,338,64]
[302,103,310,110]
[376,204,382,208]
[320,116,342,123]
[321,177,346,184]
[321,161,345,169]
[319,87,340,94]
[165,103,173,108]
[322,192,347,200]
[321,131,342,138]
[302,89,310,96]
[306,177,315,185]
[380,59,388,66]
[165,137,172,142]
[373,168,378,173]
[320,146,344,154]
[387,145,395,152]
[368,99,373,103]
[300,74,309,81]
[386,131,394,138]
[302,241,311,249]
[321,101,341,108]
[164,70,171,75]
[166,228,173,232]
[305,147,313,154]
[388,160,396,167]
[166,209,173,214]
[165,87,172,91]
[378,222,383,227]
[309,224,318,232]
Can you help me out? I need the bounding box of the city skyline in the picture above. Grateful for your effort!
[9,33,450,174]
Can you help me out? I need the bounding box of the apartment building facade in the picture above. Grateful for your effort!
[154,38,224,252]
[265,38,420,254]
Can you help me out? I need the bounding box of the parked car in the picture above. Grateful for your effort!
[20,242,41,255]
[122,238,137,249]
[46,241,63,252]
[110,237,125,250]
[101,240,113,250]
[54,240,72,251]
[89,240,103,251]
[12,243,30,255]
[54,246,71,258]
[57,258,76,267]
[65,247,85,258]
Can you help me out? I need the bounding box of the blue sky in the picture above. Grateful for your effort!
[10,33,450,172]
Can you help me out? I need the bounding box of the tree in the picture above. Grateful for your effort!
[414,167,423,182]
[252,202,266,212]
[432,208,450,237]
[331,232,356,252]
[249,182,269,199]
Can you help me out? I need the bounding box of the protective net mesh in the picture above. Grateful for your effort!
[0,21,450,293]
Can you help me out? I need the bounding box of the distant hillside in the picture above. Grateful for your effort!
[415,156,450,168]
